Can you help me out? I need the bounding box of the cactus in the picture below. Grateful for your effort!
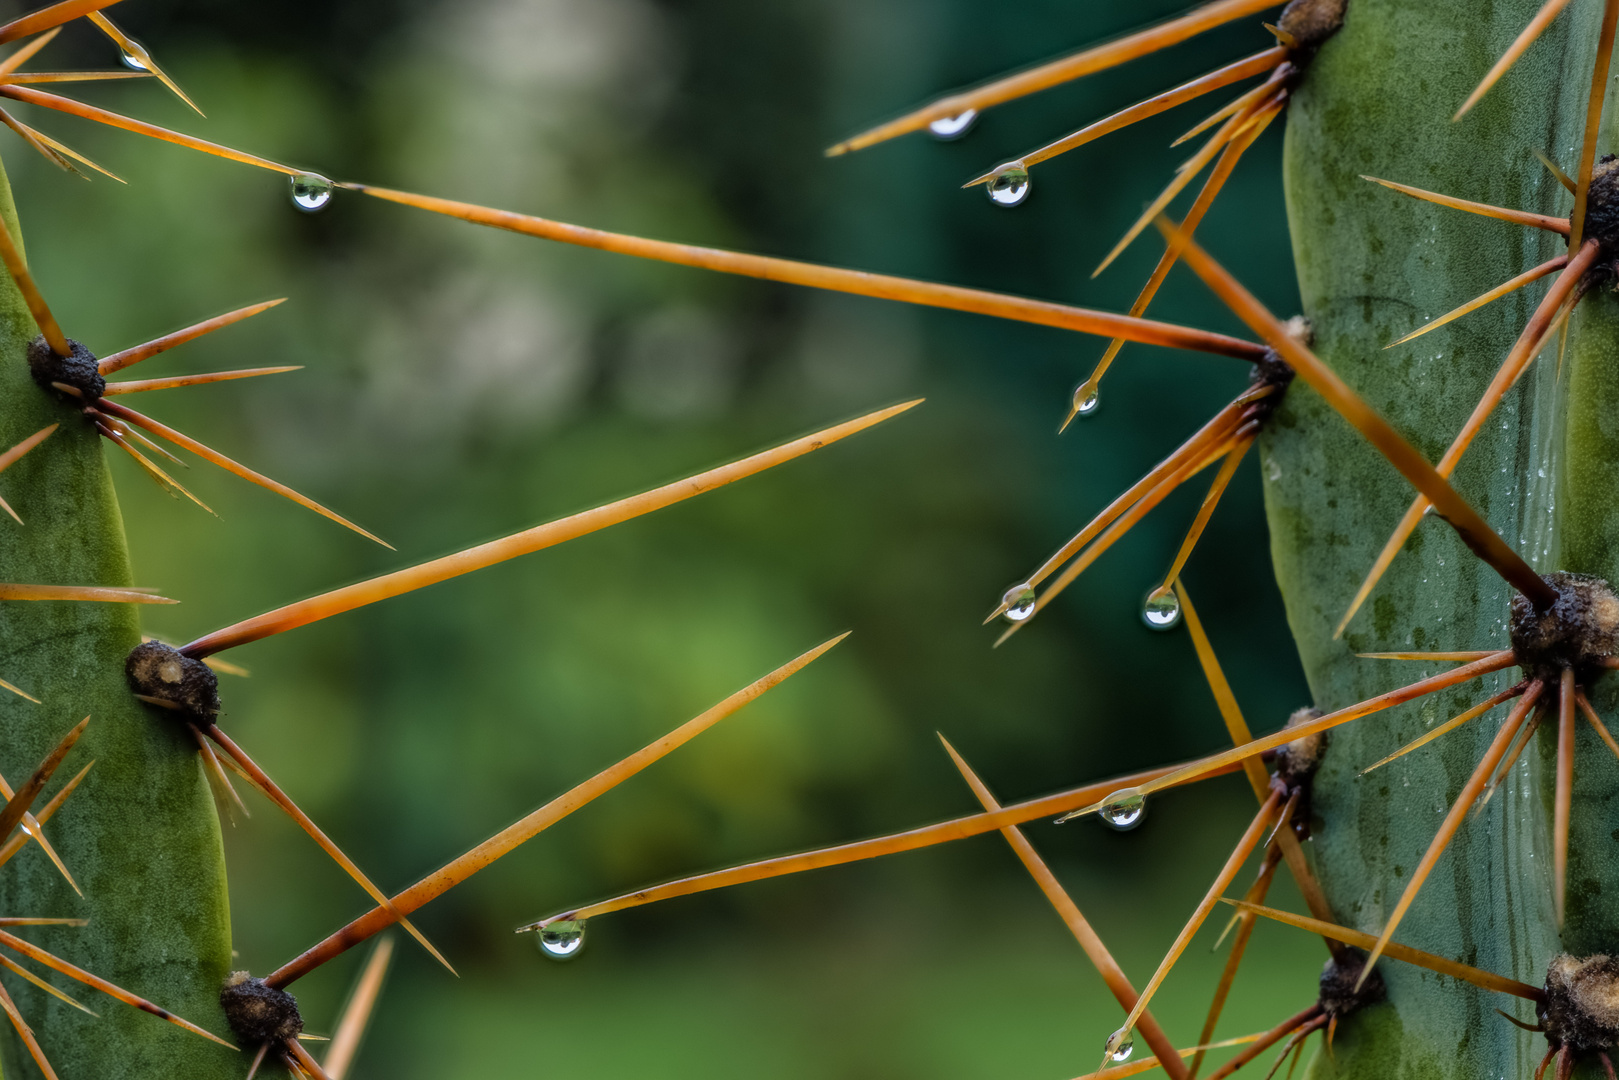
[5,0,1619,1078]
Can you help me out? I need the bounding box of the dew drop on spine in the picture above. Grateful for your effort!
[290,173,334,212]
[986,162,1030,207]
[1106,1027,1134,1062]
[1071,382,1100,418]
[1002,583,1036,622]
[1099,789,1146,831]
[1141,588,1181,631]
[928,108,978,140]
[538,919,586,960]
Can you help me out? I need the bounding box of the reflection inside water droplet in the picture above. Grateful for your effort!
[1100,789,1146,830]
[1141,588,1181,631]
[1071,383,1100,418]
[1106,1027,1135,1062]
[119,42,150,71]
[928,108,978,140]
[290,173,334,212]
[986,162,1030,207]
[1002,583,1036,622]
[538,919,586,960]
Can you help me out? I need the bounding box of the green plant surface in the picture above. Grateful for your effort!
[1273,1,1602,1075]
[0,155,235,1076]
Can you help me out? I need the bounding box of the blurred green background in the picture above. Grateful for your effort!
[0,0,1326,1076]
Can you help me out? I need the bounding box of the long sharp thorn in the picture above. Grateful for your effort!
[1360,686,1524,774]
[1072,111,1277,418]
[0,494,19,526]
[13,120,123,182]
[1155,437,1252,597]
[1065,651,1521,818]
[1384,255,1568,349]
[1202,1005,1323,1080]
[1094,92,1284,279]
[0,765,77,894]
[1455,0,1574,118]
[516,754,1250,952]
[995,404,1246,620]
[0,951,95,1014]
[0,977,58,1080]
[245,1043,270,1080]
[1537,1047,1561,1080]
[0,677,36,704]
[1362,176,1571,235]
[1193,851,1281,1080]
[0,27,57,76]
[350,183,1266,361]
[98,299,287,375]
[1536,149,1577,194]
[1104,792,1283,1074]
[1228,900,1545,1000]
[825,0,1285,155]
[1556,669,1576,928]
[287,1038,335,1080]
[1575,690,1619,763]
[0,0,124,44]
[268,634,850,987]
[189,723,247,820]
[1173,77,1279,146]
[86,10,203,114]
[0,583,174,603]
[1337,243,1598,635]
[203,725,456,976]
[98,400,390,548]
[1176,582,1339,936]
[0,422,58,501]
[1568,0,1619,253]
[0,762,90,872]
[1359,685,1543,987]
[1001,433,1237,642]
[1477,700,1547,815]
[0,927,236,1046]
[103,366,302,395]
[1159,219,1558,609]
[1259,1019,1327,1080]
[184,405,919,658]
[1,70,152,84]
[964,47,1285,183]
[1357,651,1502,662]
[324,937,393,1080]
[939,735,1188,1080]
[0,103,77,174]
[98,424,215,513]
[0,85,296,173]
[0,717,87,846]
[0,213,66,354]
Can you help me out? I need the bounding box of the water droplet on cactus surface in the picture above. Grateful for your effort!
[1002,583,1036,622]
[119,43,150,71]
[1141,588,1181,631]
[987,163,1030,207]
[928,108,978,140]
[1099,789,1146,830]
[290,173,334,212]
[538,920,586,959]
[1106,1028,1135,1062]
[1072,383,1100,418]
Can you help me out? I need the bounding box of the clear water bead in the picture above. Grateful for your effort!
[986,162,1031,207]
[1141,588,1181,631]
[1106,1028,1135,1062]
[1099,789,1146,830]
[1071,383,1100,418]
[289,173,334,212]
[928,108,978,140]
[119,42,150,71]
[1002,583,1036,622]
[538,919,586,960]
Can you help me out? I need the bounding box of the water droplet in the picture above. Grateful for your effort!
[538,919,586,960]
[986,162,1030,207]
[1141,588,1181,631]
[1106,1028,1135,1062]
[1071,383,1100,418]
[289,172,334,212]
[119,42,150,71]
[1099,788,1146,830]
[1266,459,1282,482]
[1002,583,1036,622]
[928,108,978,140]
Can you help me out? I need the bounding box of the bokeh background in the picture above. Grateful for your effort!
[0,0,1325,1076]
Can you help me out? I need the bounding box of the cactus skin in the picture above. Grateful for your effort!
[0,157,235,1076]
[1269,1,1618,1075]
